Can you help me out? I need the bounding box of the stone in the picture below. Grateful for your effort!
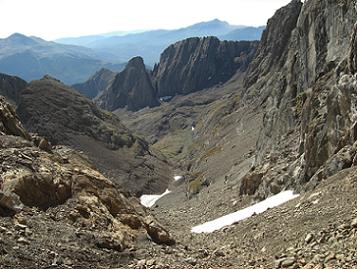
[17,237,30,245]
[213,249,225,257]
[95,235,123,252]
[335,254,346,262]
[338,224,350,230]
[305,233,314,244]
[146,259,156,266]
[239,172,264,195]
[38,138,52,152]
[275,258,286,268]
[14,223,28,230]
[144,216,175,246]
[0,191,23,216]
[281,257,296,267]
[325,252,335,262]
[137,259,146,267]
[351,218,357,228]
[63,257,73,266]
[184,257,197,266]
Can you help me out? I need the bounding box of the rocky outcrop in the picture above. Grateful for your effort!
[238,0,357,197]
[0,73,27,104]
[153,37,258,97]
[96,57,159,111]
[72,68,116,99]
[0,96,30,140]
[0,95,174,261]
[16,76,172,195]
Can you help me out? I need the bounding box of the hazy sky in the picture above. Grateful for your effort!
[0,0,292,40]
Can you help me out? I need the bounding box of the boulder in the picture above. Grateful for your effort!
[143,215,175,246]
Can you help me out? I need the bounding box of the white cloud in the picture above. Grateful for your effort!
[0,0,292,40]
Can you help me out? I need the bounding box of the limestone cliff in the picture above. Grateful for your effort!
[238,0,357,197]
[153,36,258,97]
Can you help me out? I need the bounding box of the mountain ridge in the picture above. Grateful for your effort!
[56,19,264,65]
[78,37,258,112]
[0,33,125,84]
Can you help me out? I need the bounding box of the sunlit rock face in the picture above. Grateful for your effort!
[238,0,357,198]
[153,36,258,97]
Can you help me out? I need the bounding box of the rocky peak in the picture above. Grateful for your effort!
[96,56,159,112]
[244,0,303,89]
[127,56,145,67]
[153,36,258,97]
[4,33,38,46]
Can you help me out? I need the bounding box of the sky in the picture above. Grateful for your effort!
[0,0,292,40]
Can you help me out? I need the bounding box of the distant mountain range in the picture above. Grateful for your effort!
[0,20,264,84]
[57,19,264,65]
[0,33,124,84]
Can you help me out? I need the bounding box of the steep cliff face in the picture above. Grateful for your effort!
[16,76,172,195]
[244,0,303,89]
[72,68,116,99]
[153,37,258,97]
[238,0,357,198]
[96,57,159,112]
[0,73,27,103]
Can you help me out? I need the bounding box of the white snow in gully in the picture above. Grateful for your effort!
[140,189,171,208]
[191,191,299,233]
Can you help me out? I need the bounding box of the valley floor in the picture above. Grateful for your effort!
[134,167,357,269]
[112,74,357,268]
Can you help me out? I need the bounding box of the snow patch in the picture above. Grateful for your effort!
[191,126,195,131]
[191,191,299,233]
[140,189,171,208]
[174,176,183,181]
